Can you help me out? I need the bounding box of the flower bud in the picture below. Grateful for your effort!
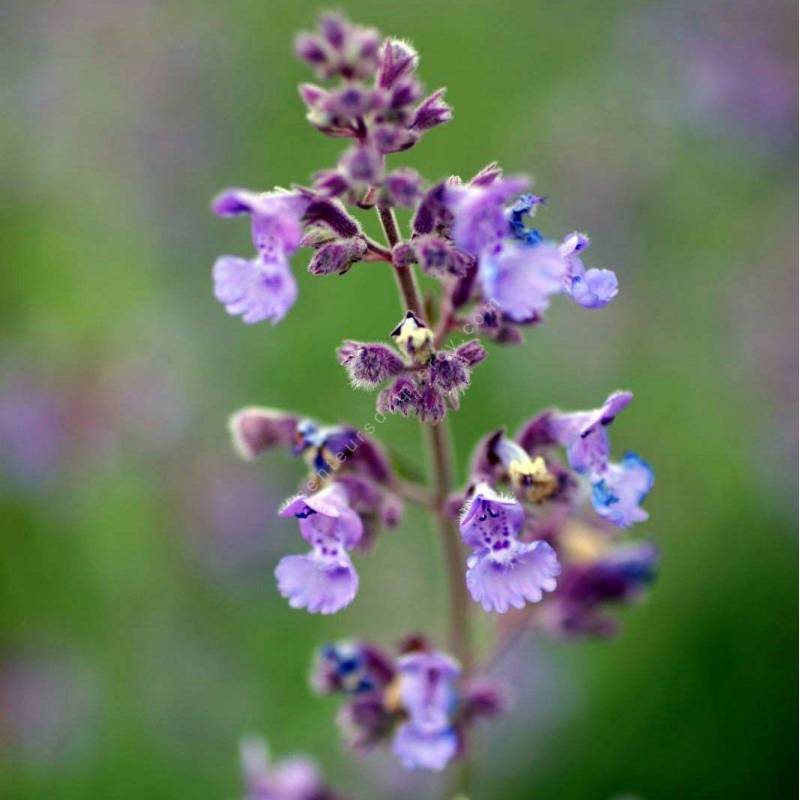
[372,124,418,154]
[410,89,453,131]
[337,341,406,388]
[455,339,487,366]
[308,237,368,275]
[339,144,383,185]
[228,407,298,460]
[418,383,446,424]
[382,168,423,208]
[429,351,470,395]
[377,39,419,89]
[377,377,421,417]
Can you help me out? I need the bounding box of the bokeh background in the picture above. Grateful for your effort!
[1,0,797,798]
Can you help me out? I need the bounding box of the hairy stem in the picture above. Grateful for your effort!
[378,206,425,320]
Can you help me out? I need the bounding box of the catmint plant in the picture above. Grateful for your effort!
[216,12,657,794]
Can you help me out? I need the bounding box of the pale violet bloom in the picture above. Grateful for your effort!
[592,452,655,527]
[560,232,619,309]
[392,651,460,771]
[479,240,567,322]
[276,483,363,614]
[460,483,560,613]
[212,189,310,324]
[550,391,633,476]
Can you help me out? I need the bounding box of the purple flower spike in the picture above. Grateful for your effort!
[392,650,460,771]
[550,391,633,476]
[479,241,566,322]
[276,485,363,614]
[460,483,559,613]
[592,453,654,527]
[213,255,298,325]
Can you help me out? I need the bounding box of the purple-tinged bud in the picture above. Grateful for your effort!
[418,383,446,424]
[320,12,347,50]
[377,377,421,417]
[325,84,380,121]
[388,78,423,111]
[228,407,298,460]
[391,242,417,268]
[303,197,361,238]
[337,341,406,389]
[382,168,423,208]
[410,88,453,131]
[455,340,487,366]
[372,123,418,154]
[377,39,419,89]
[299,82,328,111]
[308,237,368,276]
[460,678,510,723]
[340,144,383,185]
[429,351,471,395]
[380,492,404,528]
[294,33,329,70]
[412,182,452,235]
[299,226,336,248]
[495,325,525,345]
[470,161,503,186]
[449,259,478,308]
[414,235,450,275]
[312,169,351,198]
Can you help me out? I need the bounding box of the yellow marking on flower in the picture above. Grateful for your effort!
[383,676,405,715]
[509,455,558,504]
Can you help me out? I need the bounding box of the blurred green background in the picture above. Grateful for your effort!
[1,0,796,798]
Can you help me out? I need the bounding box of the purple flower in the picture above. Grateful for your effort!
[212,256,298,325]
[592,453,654,527]
[560,232,619,309]
[550,391,633,476]
[479,240,567,322]
[447,177,529,257]
[240,736,334,800]
[276,484,363,614]
[392,651,460,771]
[460,484,560,613]
[212,190,311,324]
